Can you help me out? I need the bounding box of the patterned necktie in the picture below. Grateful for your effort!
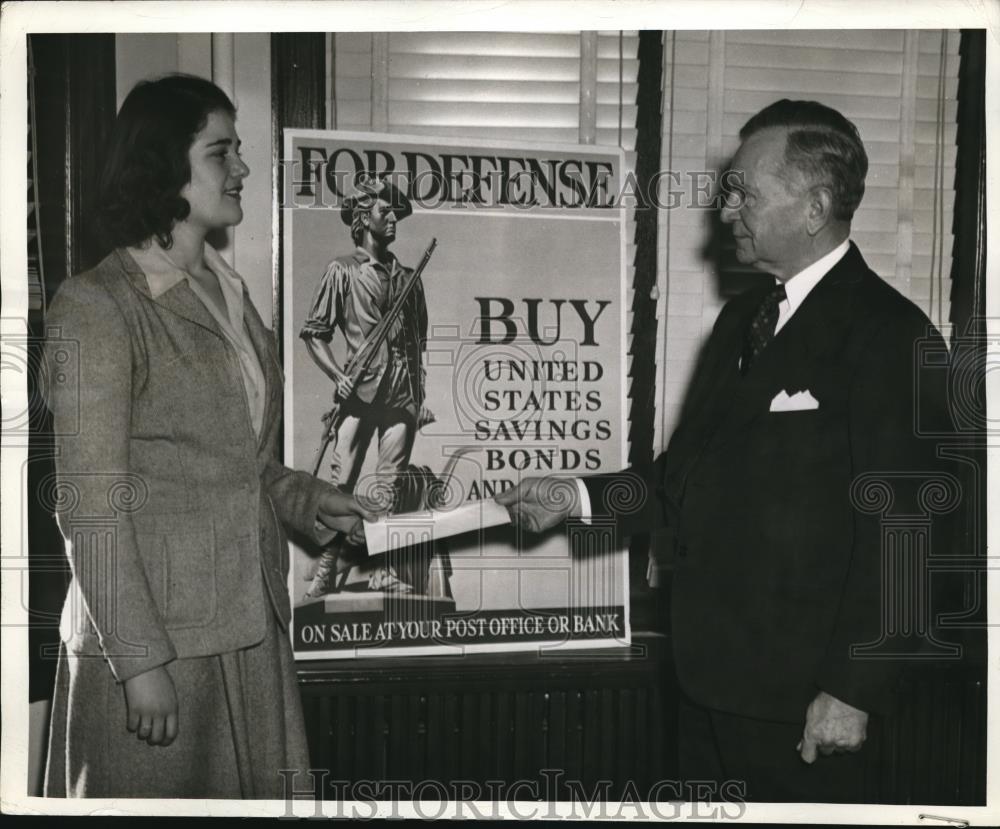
[741,283,787,375]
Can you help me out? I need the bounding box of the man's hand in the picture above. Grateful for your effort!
[797,691,868,763]
[317,488,380,538]
[495,476,581,533]
[124,665,178,747]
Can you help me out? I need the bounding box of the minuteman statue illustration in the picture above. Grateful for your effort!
[300,174,435,596]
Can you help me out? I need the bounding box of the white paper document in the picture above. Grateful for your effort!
[363,499,513,556]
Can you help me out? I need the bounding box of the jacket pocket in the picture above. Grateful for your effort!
[161,525,218,629]
[752,408,843,465]
[129,439,192,514]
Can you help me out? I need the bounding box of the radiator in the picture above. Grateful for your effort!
[297,636,984,805]
[862,668,987,805]
[298,635,675,800]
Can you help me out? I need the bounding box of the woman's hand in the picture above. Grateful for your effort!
[124,665,178,747]
[317,488,380,538]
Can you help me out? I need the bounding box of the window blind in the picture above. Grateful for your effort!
[330,30,641,423]
[332,31,638,146]
[914,29,959,330]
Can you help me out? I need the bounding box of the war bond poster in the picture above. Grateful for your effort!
[282,130,630,658]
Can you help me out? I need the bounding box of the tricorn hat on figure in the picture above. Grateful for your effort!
[340,172,413,227]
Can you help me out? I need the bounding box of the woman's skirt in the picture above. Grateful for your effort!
[44,607,309,799]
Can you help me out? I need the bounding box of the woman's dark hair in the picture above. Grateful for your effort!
[98,74,236,250]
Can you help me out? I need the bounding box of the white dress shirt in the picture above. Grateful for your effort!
[774,238,850,334]
[575,238,851,524]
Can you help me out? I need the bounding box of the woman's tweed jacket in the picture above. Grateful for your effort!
[44,248,333,681]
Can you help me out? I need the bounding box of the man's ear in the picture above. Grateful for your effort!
[805,186,834,236]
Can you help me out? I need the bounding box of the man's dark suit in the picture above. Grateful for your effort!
[587,242,952,796]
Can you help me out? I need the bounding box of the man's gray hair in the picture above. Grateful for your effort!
[740,99,869,221]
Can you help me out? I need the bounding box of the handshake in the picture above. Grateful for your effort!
[495,476,585,532]
[316,475,586,543]
[316,486,378,546]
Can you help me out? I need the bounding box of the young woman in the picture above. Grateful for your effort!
[42,74,371,798]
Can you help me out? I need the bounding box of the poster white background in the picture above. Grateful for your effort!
[284,130,631,657]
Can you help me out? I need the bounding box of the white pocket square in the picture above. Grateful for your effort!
[769,389,819,412]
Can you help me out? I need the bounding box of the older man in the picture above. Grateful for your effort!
[498,100,952,802]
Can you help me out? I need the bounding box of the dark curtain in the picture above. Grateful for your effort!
[27,33,117,702]
[949,30,987,339]
[945,29,987,664]
[627,31,665,632]
[270,33,327,363]
[270,33,326,466]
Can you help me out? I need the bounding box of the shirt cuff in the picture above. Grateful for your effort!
[575,478,592,525]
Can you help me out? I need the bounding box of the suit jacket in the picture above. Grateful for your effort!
[44,248,335,682]
[587,243,952,722]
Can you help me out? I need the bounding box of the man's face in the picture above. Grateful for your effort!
[365,198,397,244]
[720,127,812,279]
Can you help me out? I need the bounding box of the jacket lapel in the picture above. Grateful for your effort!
[116,248,223,337]
[664,293,753,486]
[712,242,866,440]
[119,247,279,451]
[242,290,283,448]
[684,297,752,430]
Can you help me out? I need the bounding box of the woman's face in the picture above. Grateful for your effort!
[180,109,249,233]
